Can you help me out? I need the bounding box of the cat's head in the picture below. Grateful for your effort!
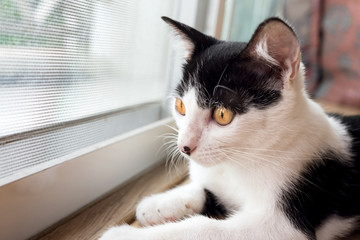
[162,17,304,166]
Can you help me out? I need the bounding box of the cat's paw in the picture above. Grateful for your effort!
[99,225,142,240]
[136,189,204,226]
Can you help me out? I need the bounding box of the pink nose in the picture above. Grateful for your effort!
[180,145,196,156]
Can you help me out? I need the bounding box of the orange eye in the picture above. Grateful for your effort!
[213,107,234,126]
[175,98,186,115]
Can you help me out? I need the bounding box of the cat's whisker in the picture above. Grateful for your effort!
[158,135,178,141]
[167,149,187,177]
[158,132,178,137]
[214,85,237,95]
[166,145,182,172]
[159,142,178,158]
[223,148,302,169]
[218,150,255,172]
[165,124,179,133]
[219,149,321,198]
[156,137,177,157]
[219,147,295,170]
[153,134,177,160]
[221,149,299,161]
[238,147,299,153]
[221,146,299,155]
[228,148,330,194]
[212,64,229,97]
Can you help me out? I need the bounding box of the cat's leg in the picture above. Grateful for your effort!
[136,183,206,226]
[99,212,310,240]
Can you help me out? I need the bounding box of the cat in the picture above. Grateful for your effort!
[99,16,360,240]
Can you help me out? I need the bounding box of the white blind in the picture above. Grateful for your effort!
[0,0,174,184]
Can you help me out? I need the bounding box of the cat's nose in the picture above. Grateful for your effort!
[181,145,196,155]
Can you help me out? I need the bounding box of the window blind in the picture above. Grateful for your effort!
[0,0,175,185]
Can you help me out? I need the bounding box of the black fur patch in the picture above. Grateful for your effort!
[176,41,283,114]
[279,115,360,238]
[201,189,229,219]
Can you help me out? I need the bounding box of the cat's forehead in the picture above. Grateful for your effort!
[176,41,283,114]
[197,42,247,65]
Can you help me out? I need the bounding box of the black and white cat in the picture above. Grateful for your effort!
[100,17,360,240]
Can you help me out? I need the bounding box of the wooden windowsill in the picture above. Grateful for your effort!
[30,100,360,240]
[30,161,188,240]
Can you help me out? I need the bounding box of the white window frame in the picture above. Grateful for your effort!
[0,1,222,239]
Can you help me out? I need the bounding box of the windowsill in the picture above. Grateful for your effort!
[30,161,188,240]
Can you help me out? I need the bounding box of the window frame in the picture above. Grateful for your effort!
[0,117,175,240]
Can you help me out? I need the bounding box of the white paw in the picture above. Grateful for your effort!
[136,186,205,226]
[99,225,142,240]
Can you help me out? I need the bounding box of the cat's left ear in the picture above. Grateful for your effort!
[161,16,217,59]
[245,17,301,81]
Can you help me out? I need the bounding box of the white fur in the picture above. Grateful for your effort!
[316,216,358,240]
[136,184,205,226]
[255,36,279,66]
[100,212,307,240]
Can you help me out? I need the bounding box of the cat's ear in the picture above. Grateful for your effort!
[245,17,301,80]
[161,16,217,59]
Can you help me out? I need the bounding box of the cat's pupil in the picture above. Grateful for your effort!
[221,111,224,119]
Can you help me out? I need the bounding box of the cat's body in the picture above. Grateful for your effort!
[100,17,360,240]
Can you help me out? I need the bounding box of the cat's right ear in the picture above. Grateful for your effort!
[245,17,301,81]
[161,16,217,59]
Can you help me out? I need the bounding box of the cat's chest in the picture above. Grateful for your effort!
[190,161,282,212]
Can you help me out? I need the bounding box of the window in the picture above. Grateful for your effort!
[221,0,285,41]
[0,1,222,240]
[0,0,174,185]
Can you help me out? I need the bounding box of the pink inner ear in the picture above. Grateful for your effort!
[171,28,195,58]
[247,19,301,78]
[266,28,301,79]
[182,40,195,59]
[164,21,195,59]
[264,22,300,68]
